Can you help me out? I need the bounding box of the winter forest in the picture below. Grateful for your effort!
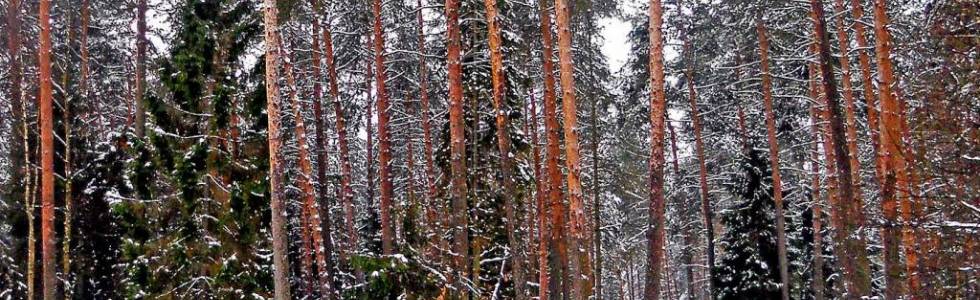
[0,0,978,298]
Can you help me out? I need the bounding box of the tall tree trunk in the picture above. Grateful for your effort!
[732,50,751,154]
[643,1,668,299]
[364,31,375,260]
[309,0,334,270]
[808,0,873,296]
[554,0,594,297]
[371,0,395,255]
[848,0,885,190]
[262,0,292,297]
[415,0,444,264]
[756,18,791,300]
[832,0,867,196]
[445,0,471,292]
[38,0,57,296]
[685,10,717,300]
[807,61,826,300]
[871,0,913,297]
[283,42,336,299]
[134,0,146,137]
[530,90,550,300]
[61,12,76,295]
[321,4,357,272]
[538,1,569,298]
[481,0,526,297]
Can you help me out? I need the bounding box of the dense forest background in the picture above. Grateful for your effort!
[0,0,977,299]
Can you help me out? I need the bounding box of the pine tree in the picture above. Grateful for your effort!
[713,150,784,300]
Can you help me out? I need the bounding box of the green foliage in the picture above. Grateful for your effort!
[344,255,443,300]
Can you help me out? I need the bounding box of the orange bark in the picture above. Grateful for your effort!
[371,0,395,255]
[445,0,470,291]
[808,0,872,295]
[644,1,668,299]
[807,61,826,300]
[871,0,915,296]
[482,0,526,297]
[832,0,867,193]
[539,0,568,297]
[38,0,57,297]
[262,0,292,297]
[554,0,594,297]
[756,18,791,300]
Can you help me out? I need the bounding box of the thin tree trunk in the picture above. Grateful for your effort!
[755,18,791,300]
[732,50,751,154]
[445,0,470,292]
[134,0,146,137]
[371,0,395,255]
[262,0,291,297]
[832,0,867,196]
[365,30,376,258]
[871,0,913,297]
[530,89,550,300]
[807,61,826,300]
[643,1,668,299]
[283,42,335,299]
[538,1,568,298]
[309,0,335,274]
[554,0,594,297]
[481,0,525,297]
[808,0,873,296]
[685,12,717,300]
[415,0,444,264]
[61,12,76,295]
[38,0,58,296]
[322,6,357,273]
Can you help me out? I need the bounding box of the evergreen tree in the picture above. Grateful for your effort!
[713,149,785,300]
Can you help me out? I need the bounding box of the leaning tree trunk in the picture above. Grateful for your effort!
[832,0,867,197]
[554,0,594,297]
[321,4,358,273]
[262,0,292,297]
[38,0,58,297]
[371,0,395,255]
[871,0,914,297]
[643,1,668,299]
[445,0,471,294]
[482,0,526,297]
[849,0,885,191]
[284,42,336,298]
[538,0,569,298]
[808,0,873,296]
[756,18,791,300]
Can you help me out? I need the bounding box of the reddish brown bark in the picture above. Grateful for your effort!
[538,0,568,297]
[832,0,867,193]
[529,90,550,299]
[807,61,826,300]
[554,0,594,297]
[134,0,146,137]
[755,18,791,300]
[848,0,885,190]
[283,42,335,298]
[871,0,914,297]
[38,0,57,297]
[482,0,526,297]
[371,0,395,255]
[415,0,445,264]
[644,1,667,299]
[445,0,470,291]
[322,23,357,273]
[808,0,872,296]
[262,1,292,297]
